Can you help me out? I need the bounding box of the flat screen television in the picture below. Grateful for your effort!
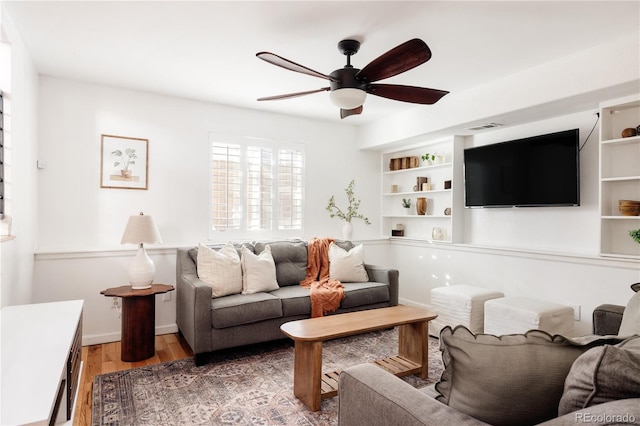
[464,129,580,208]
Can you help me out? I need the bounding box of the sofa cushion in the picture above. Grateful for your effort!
[558,335,640,416]
[254,240,307,287]
[340,282,390,309]
[329,243,369,282]
[211,292,283,328]
[269,285,311,316]
[196,243,242,298]
[241,245,279,294]
[435,326,607,426]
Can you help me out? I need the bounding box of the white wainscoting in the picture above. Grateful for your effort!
[32,239,638,344]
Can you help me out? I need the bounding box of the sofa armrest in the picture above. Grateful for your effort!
[176,248,213,358]
[338,364,487,426]
[592,304,625,335]
[364,264,399,306]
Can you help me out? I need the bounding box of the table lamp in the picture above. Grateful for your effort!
[121,212,162,289]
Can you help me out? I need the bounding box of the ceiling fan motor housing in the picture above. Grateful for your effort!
[329,67,367,92]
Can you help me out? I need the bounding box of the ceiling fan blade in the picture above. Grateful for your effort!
[257,87,330,101]
[367,84,449,104]
[340,106,363,119]
[257,52,338,82]
[356,39,432,83]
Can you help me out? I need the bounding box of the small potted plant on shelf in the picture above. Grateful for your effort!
[421,153,435,165]
[402,198,412,214]
[630,229,640,244]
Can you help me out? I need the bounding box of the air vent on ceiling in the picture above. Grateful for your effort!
[466,122,503,131]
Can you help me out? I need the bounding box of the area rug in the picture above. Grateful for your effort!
[92,329,443,425]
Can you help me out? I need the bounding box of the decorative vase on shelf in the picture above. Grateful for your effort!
[416,197,427,215]
[342,221,353,240]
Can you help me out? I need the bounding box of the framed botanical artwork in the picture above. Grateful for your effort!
[100,134,149,190]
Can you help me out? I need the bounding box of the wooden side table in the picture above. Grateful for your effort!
[100,284,174,362]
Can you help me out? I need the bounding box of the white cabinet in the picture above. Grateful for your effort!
[599,96,640,259]
[1,300,83,425]
[381,136,464,242]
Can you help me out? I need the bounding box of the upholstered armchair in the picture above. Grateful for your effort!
[592,282,639,335]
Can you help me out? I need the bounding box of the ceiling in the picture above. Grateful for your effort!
[3,1,640,125]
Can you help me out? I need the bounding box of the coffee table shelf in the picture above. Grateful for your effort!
[319,355,422,401]
[373,355,422,376]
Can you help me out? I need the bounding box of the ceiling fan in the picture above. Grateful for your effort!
[256,38,449,119]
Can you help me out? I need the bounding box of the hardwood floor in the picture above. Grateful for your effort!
[73,333,193,426]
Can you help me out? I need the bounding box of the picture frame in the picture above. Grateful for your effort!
[100,134,149,190]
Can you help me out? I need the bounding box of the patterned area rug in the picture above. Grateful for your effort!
[92,328,443,425]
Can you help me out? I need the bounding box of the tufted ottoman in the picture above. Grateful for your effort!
[429,285,504,336]
[484,296,574,336]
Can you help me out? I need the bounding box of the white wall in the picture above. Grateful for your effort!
[378,110,639,336]
[391,241,638,336]
[463,110,600,254]
[36,77,381,250]
[33,76,382,343]
[0,4,39,307]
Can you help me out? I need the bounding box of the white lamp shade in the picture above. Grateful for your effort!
[330,88,367,110]
[121,212,162,289]
[121,212,162,245]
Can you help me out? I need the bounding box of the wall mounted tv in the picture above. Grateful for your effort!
[464,129,580,208]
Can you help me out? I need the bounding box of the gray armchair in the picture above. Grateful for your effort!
[592,282,639,335]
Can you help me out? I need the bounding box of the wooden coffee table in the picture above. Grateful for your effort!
[280,305,437,411]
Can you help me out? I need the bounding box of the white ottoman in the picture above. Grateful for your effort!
[429,285,504,336]
[484,296,574,336]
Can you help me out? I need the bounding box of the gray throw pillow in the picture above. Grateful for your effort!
[254,240,307,287]
[435,326,612,426]
[558,335,640,416]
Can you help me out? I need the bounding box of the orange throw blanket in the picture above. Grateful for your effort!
[300,237,345,317]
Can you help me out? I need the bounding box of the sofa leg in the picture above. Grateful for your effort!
[194,353,209,366]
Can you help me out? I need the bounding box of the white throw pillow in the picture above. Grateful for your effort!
[328,242,369,282]
[197,243,242,298]
[619,290,640,336]
[241,245,279,294]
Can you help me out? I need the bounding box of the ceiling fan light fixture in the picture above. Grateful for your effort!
[330,88,367,110]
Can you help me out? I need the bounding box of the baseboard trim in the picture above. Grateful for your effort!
[82,323,179,346]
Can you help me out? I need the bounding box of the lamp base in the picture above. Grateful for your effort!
[129,245,155,289]
[131,283,153,290]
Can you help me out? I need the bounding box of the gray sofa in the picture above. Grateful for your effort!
[176,239,399,365]
[339,300,640,426]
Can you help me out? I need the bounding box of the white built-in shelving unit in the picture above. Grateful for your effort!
[599,95,640,259]
[381,136,464,242]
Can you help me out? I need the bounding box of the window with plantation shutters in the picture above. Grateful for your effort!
[211,143,241,231]
[278,148,303,230]
[209,134,304,238]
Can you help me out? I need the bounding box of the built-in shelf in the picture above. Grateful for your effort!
[599,95,640,259]
[381,136,463,241]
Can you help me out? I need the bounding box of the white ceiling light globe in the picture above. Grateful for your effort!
[329,88,367,110]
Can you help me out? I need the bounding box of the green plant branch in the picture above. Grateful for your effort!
[326,179,371,224]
